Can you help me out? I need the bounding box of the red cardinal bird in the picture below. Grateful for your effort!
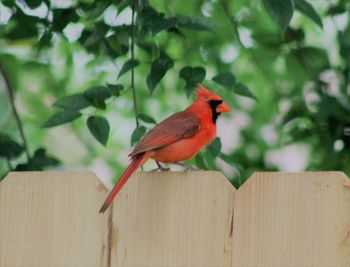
[99,84,230,213]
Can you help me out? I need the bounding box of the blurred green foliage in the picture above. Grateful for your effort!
[0,0,349,187]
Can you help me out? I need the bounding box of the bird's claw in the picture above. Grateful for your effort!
[184,165,198,171]
[151,161,170,172]
[150,167,170,172]
[174,162,198,171]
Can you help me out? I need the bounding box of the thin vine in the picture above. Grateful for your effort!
[0,61,30,161]
[130,0,140,128]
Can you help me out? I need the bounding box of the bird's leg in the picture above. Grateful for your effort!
[173,161,198,171]
[150,161,170,172]
[156,161,170,171]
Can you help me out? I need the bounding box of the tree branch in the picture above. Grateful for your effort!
[0,61,30,160]
[130,0,139,128]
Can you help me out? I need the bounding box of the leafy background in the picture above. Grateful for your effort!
[0,0,349,188]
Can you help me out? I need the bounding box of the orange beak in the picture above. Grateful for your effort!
[217,102,231,113]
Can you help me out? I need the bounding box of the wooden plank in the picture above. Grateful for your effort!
[110,171,235,267]
[232,172,350,267]
[0,171,110,267]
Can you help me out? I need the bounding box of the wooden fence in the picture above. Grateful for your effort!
[0,171,350,266]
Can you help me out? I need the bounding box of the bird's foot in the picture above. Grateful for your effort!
[173,162,198,171]
[150,161,170,172]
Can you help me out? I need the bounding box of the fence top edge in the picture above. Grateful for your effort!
[238,171,349,192]
[2,171,107,191]
[2,171,348,193]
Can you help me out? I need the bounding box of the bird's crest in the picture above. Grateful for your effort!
[196,84,221,100]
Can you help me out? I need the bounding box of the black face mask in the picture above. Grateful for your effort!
[208,99,223,124]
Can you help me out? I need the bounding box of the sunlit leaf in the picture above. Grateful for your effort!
[179,66,206,96]
[147,52,174,93]
[43,110,81,128]
[87,116,110,146]
[263,0,294,31]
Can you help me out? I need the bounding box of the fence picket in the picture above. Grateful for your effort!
[0,171,349,266]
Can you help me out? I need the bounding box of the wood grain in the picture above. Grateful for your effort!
[1,171,350,267]
[0,171,110,267]
[111,171,235,267]
[232,172,350,267]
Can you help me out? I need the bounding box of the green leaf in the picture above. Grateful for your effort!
[6,24,38,40]
[263,0,294,31]
[52,8,79,32]
[15,162,40,171]
[293,47,329,78]
[138,6,177,35]
[327,5,346,15]
[43,110,81,128]
[84,86,112,109]
[81,23,109,50]
[107,83,124,97]
[131,126,147,146]
[139,113,157,124]
[295,0,322,29]
[53,93,91,110]
[2,0,15,7]
[219,152,234,165]
[106,34,129,58]
[176,16,214,31]
[85,86,111,100]
[14,148,60,171]
[0,133,24,159]
[24,0,42,9]
[179,66,206,96]
[118,59,140,79]
[212,73,236,88]
[5,9,39,40]
[207,137,222,158]
[146,52,174,93]
[232,83,257,100]
[87,116,110,146]
[88,1,110,19]
[195,153,208,169]
[31,148,60,168]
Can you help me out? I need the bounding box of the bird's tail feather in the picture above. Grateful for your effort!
[99,153,148,213]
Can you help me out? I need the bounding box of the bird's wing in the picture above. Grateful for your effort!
[130,112,200,156]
